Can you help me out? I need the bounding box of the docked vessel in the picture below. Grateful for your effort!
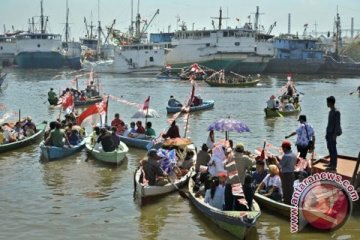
[264,34,325,74]
[0,33,17,66]
[82,6,164,74]
[15,0,64,68]
[165,7,274,74]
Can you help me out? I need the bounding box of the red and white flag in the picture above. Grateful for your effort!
[142,96,150,110]
[62,92,74,114]
[77,96,108,126]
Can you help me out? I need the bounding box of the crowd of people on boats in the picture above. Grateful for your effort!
[0,116,37,144]
[167,95,203,108]
[43,113,85,148]
[266,82,300,112]
[47,80,100,106]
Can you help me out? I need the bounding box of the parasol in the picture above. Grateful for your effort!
[207,118,250,140]
[131,108,159,118]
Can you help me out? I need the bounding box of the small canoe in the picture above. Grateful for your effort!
[253,192,291,218]
[312,154,360,183]
[134,166,192,203]
[188,177,261,239]
[39,139,86,161]
[166,100,215,114]
[119,135,162,150]
[74,96,103,107]
[205,79,260,87]
[85,136,128,164]
[0,121,47,153]
[264,105,301,118]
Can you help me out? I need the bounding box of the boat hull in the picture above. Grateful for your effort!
[166,100,215,114]
[0,122,47,153]
[264,105,301,118]
[253,193,291,218]
[74,96,103,107]
[188,178,261,239]
[205,79,260,87]
[118,135,162,150]
[40,139,86,161]
[264,58,323,74]
[85,137,128,164]
[15,52,64,68]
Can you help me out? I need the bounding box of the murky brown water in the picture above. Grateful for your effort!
[0,69,359,239]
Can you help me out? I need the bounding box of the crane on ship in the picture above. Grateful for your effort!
[133,8,160,43]
[267,21,277,35]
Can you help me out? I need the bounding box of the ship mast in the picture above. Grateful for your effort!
[334,11,341,57]
[65,0,69,43]
[211,8,229,30]
[40,0,45,33]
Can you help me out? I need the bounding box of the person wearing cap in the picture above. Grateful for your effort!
[277,140,297,205]
[325,96,342,171]
[252,160,268,188]
[48,87,58,105]
[141,149,167,186]
[232,143,255,185]
[285,114,315,159]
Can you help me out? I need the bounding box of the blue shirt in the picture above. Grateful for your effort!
[279,150,297,173]
[252,169,268,184]
[204,185,225,210]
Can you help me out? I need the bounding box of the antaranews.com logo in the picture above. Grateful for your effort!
[290,172,359,233]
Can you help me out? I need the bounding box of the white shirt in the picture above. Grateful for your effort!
[208,155,226,177]
[262,174,283,195]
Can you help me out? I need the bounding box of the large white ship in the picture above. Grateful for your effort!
[165,7,274,74]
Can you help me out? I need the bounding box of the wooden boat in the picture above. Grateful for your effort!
[264,105,301,118]
[74,96,103,107]
[253,192,291,218]
[205,70,261,87]
[166,100,215,114]
[134,166,192,203]
[85,136,129,164]
[312,154,360,183]
[39,139,86,161]
[118,135,162,150]
[0,121,47,153]
[188,177,261,239]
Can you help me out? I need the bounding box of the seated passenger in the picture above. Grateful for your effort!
[47,122,71,147]
[252,160,268,188]
[255,165,282,202]
[266,95,276,109]
[204,176,225,210]
[111,126,120,148]
[68,129,81,145]
[145,122,156,138]
[192,95,202,106]
[129,121,146,139]
[97,128,115,152]
[141,149,168,186]
[168,95,182,107]
[23,116,37,136]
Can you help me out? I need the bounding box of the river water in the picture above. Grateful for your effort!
[0,68,359,239]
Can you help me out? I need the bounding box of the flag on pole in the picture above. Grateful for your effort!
[77,96,108,126]
[62,92,74,114]
[142,96,150,110]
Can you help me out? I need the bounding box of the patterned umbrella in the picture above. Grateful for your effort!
[207,119,250,139]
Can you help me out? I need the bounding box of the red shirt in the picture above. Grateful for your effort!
[136,126,145,134]
[111,118,124,134]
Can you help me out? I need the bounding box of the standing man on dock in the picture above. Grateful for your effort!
[325,96,342,171]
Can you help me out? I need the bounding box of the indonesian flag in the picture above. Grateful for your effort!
[190,63,200,72]
[142,96,150,110]
[186,83,195,108]
[77,96,108,126]
[62,92,74,113]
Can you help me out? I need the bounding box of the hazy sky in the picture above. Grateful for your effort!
[0,0,359,40]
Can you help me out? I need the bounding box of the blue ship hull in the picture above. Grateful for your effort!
[15,51,64,68]
[65,56,81,69]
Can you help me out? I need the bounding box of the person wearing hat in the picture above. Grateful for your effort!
[23,116,37,137]
[277,140,297,205]
[141,149,167,186]
[256,165,282,202]
[48,87,58,105]
[223,143,255,210]
[285,114,315,159]
[325,96,342,171]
